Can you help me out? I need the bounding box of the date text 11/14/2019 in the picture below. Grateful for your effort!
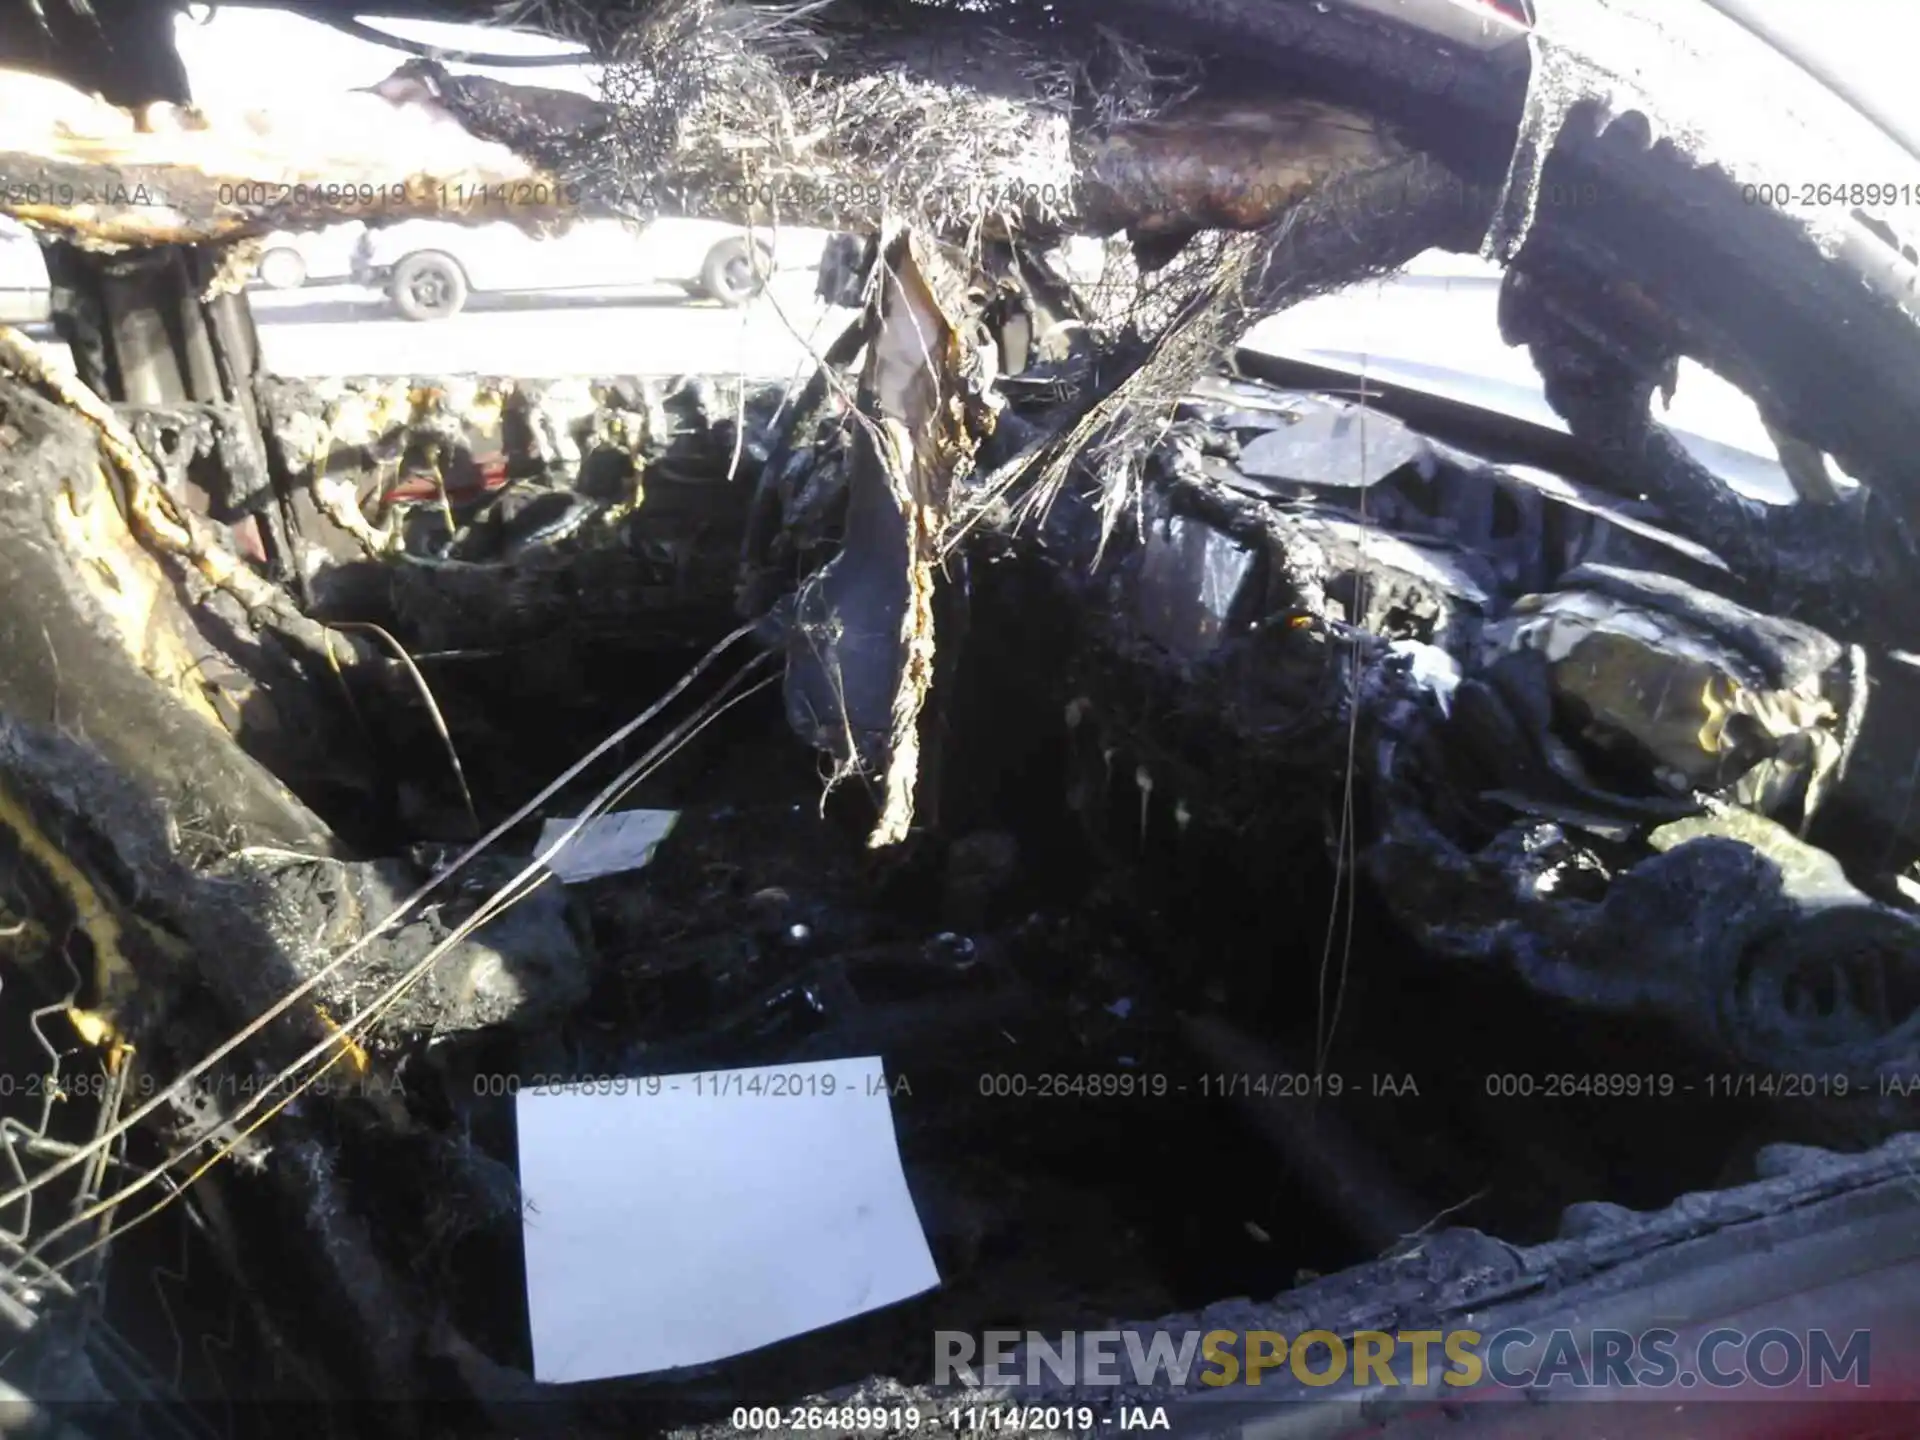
[210,180,586,211]
[974,1072,1420,1099]
[731,1404,1175,1432]
[473,1069,910,1098]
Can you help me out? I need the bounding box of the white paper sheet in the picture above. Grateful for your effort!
[516,1056,939,1383]
[535,809,679,884]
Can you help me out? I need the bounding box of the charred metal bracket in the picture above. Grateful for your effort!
[45,245,212,406]
[41,232,298,586]
[120,399,274,523]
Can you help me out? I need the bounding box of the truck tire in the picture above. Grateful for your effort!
[256,246,307,290]
[389,251,469,322]
[699,237,769,306]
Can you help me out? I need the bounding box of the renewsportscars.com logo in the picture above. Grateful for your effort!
[933,1327,1872,1393]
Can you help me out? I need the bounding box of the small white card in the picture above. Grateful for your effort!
[535,809,679,883]
[516,1056,940,1383]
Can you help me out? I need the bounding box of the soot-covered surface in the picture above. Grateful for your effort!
[291,541,1872,1429]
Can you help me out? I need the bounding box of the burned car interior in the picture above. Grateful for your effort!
[1,0,1919,1434]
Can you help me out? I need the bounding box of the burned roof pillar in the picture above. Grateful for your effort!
[0,0,188,108]
[7,1,214,401]
[0,7,336,850]
[11,0,269,429]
